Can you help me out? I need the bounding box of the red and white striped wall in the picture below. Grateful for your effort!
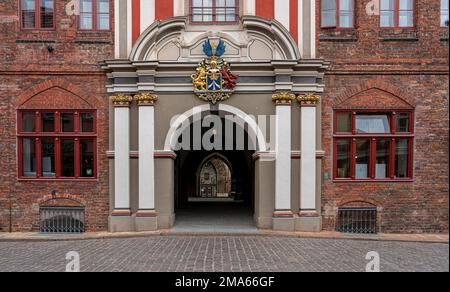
[115,0,316,59]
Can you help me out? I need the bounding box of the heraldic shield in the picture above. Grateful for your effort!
[191,39,238,104]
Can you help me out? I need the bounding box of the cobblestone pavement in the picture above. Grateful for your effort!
[0,236,448,272]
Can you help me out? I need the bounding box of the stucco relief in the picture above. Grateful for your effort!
[130,16,300,62]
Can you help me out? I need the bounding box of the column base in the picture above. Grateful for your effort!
[135,216,158,232]
[273,211,295,231]
[295,212,322,232]
[109,211,134,233]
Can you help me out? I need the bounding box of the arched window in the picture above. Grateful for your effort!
[191,0,239,24]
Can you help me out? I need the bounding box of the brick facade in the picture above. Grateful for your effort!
[0,0,448,234]
[0,0,112,232]
[317,0,449,233]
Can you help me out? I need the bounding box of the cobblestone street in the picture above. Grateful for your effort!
[0,236,448,272]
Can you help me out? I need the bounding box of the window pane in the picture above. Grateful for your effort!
[399,11,413,27]
[80,113,94,132]
[399,0,413,10]
[336,112,351,132]
[61,139,75,177]
[226,8,236,21]
[395,139,409,178]
[97,0,110,29]
[355,139,370,179]
[41,113,55,132]
[322,0,337,27]
[376,139,390,178]
[380,0,394,10]
[380,11,395,27]
[442,0,450,26]
[80,0,93,29]
[22,138,36,177]
[40,0,54,28]
[22,0,36,29]
[216,7,226,21]
[80,140,94,177]
[380,0,394,27]
[336,140,351,178]
[98,14,110,29]
[61,113,74,132]
[356,115,390,133]
[396,113,410,132]
[339,0,353,28]
[21,112,35,132]
[41,138,55,177]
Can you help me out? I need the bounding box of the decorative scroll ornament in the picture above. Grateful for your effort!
[272,92,296,105]
[297,93,321,105]
[191,39,238,104]
[110,94,133,106]
[134,92,158,106]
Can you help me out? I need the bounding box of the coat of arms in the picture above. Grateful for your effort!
[191,39,238,104]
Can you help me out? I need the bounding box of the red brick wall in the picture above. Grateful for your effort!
[0,0,113,232]
[317,0,449,233]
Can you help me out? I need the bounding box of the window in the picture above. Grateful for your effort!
[321,0,355,28]
[79,0,111,30]
[191,0,238,23]
[21,0,54,29]
[442,0,449,27]
[334,111,414,181]
[380,0,414,28]
[18,110,97,179]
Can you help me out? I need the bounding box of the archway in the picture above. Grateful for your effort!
[170,107,258,232]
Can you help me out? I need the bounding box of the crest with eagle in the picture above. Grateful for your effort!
[191,39,238,104]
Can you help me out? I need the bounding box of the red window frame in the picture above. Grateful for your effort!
[379,0,415,28]
[78,0,112,31]
[333,110,414,182]
[320,0,356,29]
[17,110,97,180]
[190,0,240,24]
[20,0,56,31]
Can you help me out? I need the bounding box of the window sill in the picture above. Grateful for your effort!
[319,29,358,42]
[18,178,98,182]
[379,29,418,41]
[333,179,414,183]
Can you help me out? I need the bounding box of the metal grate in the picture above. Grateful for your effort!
[40,206,85,233]
[337,207,377,234]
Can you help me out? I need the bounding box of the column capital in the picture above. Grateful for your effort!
[135,92,158,106]
[272,92,295,105]
[110,94,133,107]
[297,93,321,106]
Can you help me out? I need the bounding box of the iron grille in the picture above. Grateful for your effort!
[337,207,377,234]
[40,206,85,233]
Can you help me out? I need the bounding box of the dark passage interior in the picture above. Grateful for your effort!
[173,150,256,232]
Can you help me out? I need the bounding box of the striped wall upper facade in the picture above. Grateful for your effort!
[115,0,316,59]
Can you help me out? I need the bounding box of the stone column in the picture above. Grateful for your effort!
[135,93,158,231]
[297,93,321,232]
[109,94,133,232]
[272,92,295,231]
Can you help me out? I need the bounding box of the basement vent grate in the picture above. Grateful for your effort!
[337,207,377,234]
[40,206,85,234]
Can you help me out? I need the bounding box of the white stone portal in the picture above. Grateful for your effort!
[275,104,292,212]
[114,106,131,211]
[300,105,317,212]
[138,105,156,211]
